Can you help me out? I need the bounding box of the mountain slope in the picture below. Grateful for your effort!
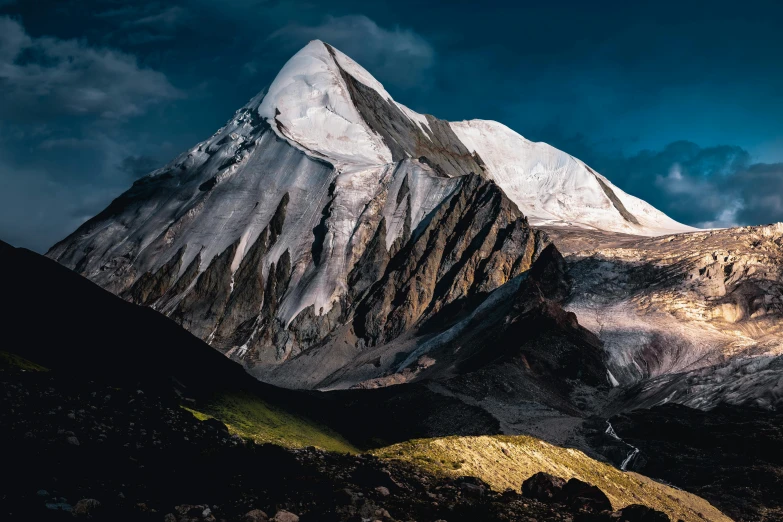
[451,120,695,235]
[2,242,733,522]
[0,239,357,453]
[375,435,731,522]
[46,40,690,389]
[545,224,783,411]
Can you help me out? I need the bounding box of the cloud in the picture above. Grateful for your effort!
[269,15,435,90]
[129,6,187,29]
[0,125,162,252]
[0,157,119,252]
[37,137,100,150]
[552,137,783,228]
[99,5,190,45]
[241,60,259,77]
[0,16,181,121]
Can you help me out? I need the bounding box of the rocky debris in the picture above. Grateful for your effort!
[72,499,101,517]
[170,504,219,522]
[2,367,649,522]
[600,403,783,522]
[521,473,670,522]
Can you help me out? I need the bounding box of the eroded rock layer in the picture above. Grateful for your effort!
[547,224,783,410]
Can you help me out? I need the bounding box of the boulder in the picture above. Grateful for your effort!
[202,418,229,433]
[272,510,299,522]
[562,478,612,513]
[72,498,101,517]
[521,472,566,501]
[242,509,269,522]
[460,482,486,498]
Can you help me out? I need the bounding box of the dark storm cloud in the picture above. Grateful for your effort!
[0,14,182,251]
[0,17,181,121]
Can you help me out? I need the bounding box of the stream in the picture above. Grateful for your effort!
[605,420,640,471]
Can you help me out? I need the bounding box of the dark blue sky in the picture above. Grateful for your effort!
[1,0,782,251]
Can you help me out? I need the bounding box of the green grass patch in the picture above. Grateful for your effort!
[183,391,358,454]
[0,351,48,372]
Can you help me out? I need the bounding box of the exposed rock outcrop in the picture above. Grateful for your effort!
[354,174,546,346]
[547,224,783,410]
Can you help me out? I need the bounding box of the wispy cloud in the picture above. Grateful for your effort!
[0,16,181,121]
[561,138,783,228]
[269,15,435,90]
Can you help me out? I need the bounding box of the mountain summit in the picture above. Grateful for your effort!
[48,40,689,390]
[258,40,693,235]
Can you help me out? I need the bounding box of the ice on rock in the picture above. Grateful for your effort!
[258,40,393,167]
[450,120,695,236]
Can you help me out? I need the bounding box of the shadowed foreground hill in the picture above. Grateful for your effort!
[0,241,732,521]
[0,239,355,452]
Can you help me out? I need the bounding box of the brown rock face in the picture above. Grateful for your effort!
[354,174,547,346]
[171,239,241,340]
[124,245,187,306]
[547,224,783,409]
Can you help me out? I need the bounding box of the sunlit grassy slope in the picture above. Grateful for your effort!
[0,351,48,372]
[5,345,729,521]
[185,391,358,454]
[374,435,732,522]
[186,391,731,521]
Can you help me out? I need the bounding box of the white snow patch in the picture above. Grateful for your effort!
[450,119,696,236]
[258,40,392,167]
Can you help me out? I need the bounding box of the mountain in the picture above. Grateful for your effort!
[46,40,690,392]
[1,242,728,522]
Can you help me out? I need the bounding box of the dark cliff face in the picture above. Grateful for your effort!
[353,174,547,347]
[603,404,783,522]
[324,43,486,179]
[379,243,609,417]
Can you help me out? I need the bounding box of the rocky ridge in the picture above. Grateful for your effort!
[546,224,783,410]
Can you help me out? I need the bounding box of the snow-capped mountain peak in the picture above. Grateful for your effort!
[49,40,696,388]
[450,119,695,235]
[257,40,392,166]
[256,40,692,236]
